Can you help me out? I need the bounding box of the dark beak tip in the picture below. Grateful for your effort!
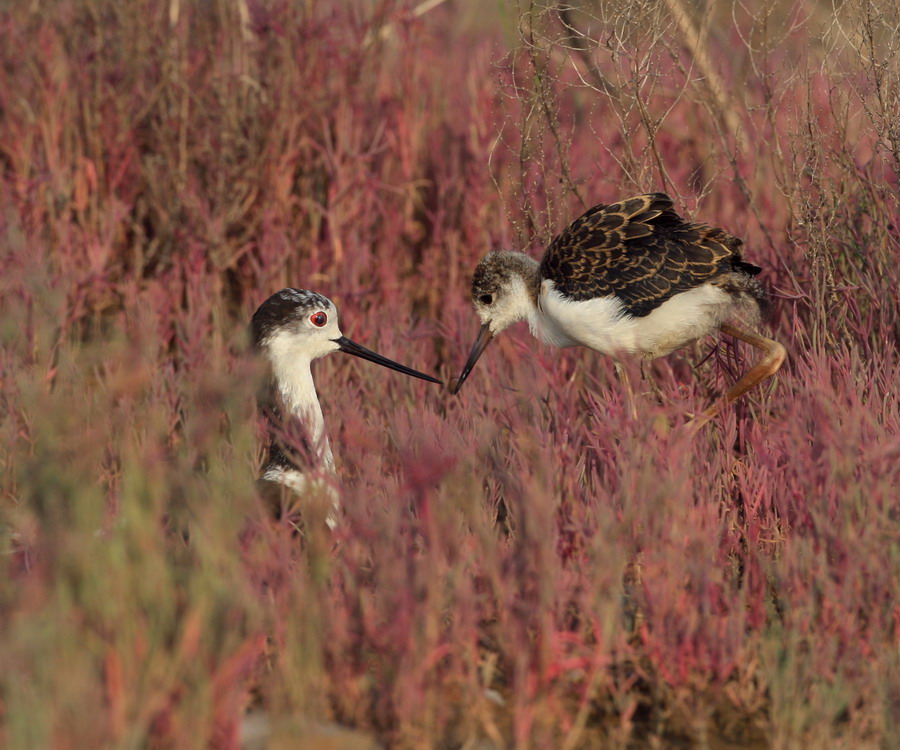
[451,323,492,396]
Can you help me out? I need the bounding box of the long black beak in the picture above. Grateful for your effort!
[450,323,493,394]
[334,336,441,384]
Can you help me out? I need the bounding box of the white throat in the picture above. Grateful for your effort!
[267,336,335,472]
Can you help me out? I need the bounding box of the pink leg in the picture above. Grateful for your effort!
[688,324,786,431]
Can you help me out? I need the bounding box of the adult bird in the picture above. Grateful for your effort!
[252,288,441,526]
[451,193,785,428]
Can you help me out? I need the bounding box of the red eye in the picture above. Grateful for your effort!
[310,311,327,327]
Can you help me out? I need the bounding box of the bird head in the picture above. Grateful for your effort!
[251,288,441,383]
[452,251,540,394]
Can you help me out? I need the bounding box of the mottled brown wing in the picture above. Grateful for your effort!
[538,193,746,317]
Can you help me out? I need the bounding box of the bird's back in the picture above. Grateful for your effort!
[539,193,760,317]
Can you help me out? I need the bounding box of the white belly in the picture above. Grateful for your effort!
[537,280,734,358]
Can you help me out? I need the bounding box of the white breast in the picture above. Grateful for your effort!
[538,280,733,359]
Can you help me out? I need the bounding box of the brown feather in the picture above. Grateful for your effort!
[539,193,756,317]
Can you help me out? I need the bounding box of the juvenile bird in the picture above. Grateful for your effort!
[452,193,785,428]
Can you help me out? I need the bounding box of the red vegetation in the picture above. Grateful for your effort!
[1,1,898,748]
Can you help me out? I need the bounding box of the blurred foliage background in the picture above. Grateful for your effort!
[1,1,898,748]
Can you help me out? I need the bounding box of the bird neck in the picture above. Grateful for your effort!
[509,253,542,303]
[496,255,543,335]
[271,357,334,471]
